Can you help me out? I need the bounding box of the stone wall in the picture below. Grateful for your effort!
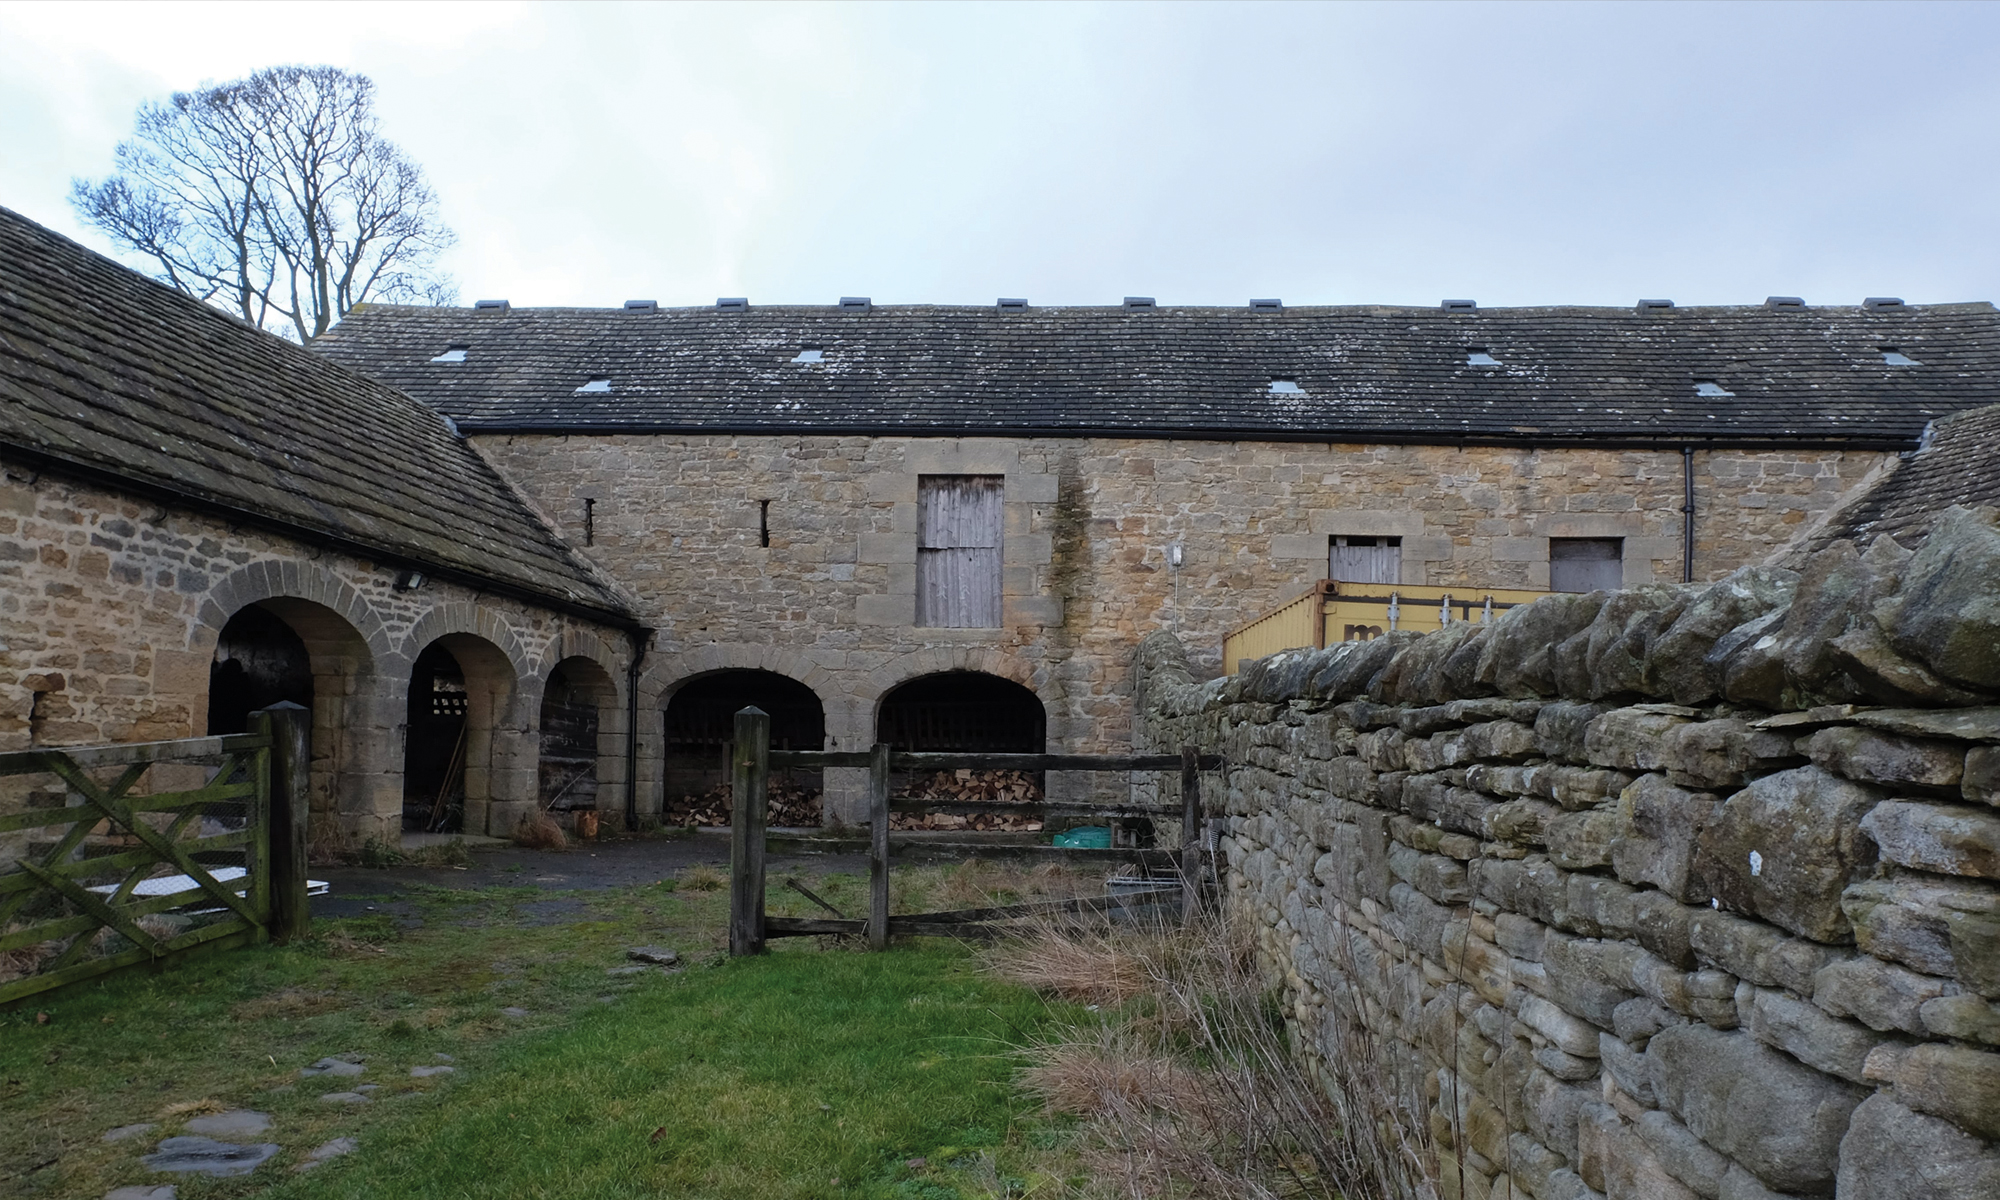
[476,431,1886,817]
[1,463,635,843]
[1137,505,2000,1200]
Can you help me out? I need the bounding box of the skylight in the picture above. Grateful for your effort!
[1467,350,1501,367]
[1693,381,1734,398]
[430,345,468,364]
[1881,348,1920,366]
[576,378,612,394]
[792,348,825,363]
[1269,379,1302,394]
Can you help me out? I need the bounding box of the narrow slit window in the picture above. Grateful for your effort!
[1550,538,1623,593]
[1329,535,1401,585]
[759,499,771,548]
[576,378,612,394]
[917,476,1003,628]
[430,345,468,363]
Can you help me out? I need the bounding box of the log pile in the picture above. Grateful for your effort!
[664,780,822,827]
[890,769,1043,832]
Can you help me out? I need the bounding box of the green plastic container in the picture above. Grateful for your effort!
[1052,826,1112,850]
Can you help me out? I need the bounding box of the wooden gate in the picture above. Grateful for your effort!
[0,705,311,1007]
[722,706,1223,956]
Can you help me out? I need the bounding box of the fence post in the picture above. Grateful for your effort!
[868,742,891,951]
[1180,744,1201,924]
[257,702,313,943]
[728,706,771,957]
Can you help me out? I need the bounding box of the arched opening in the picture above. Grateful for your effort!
[203,597,377,842]
[876,672,1047,826]
[539,658,619,827]
[207,604,313,735]
[663,671,824,827]
[403,634,518,836]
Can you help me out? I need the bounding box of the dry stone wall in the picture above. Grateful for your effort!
[1138,505,2000,1200]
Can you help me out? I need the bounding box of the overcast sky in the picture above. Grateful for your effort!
[3,1,1997,311]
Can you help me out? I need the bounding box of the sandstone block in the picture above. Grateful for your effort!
[1634,1108,1732,1200]
[1644,567,1800,707]
[1966,746,2000,807]
[1600,1031,1659,1105]
[1921,994,2000,1046]
[1692,766,1885,942]
[1522,1065,1597,1165]
[1586,707,1701,772]
[1686,908,1839,995]
[1882,506,2000,691]
[1612,998,1680,1046]
[1564,873,1638,940]
[1713,609,1790,711]
[1813,956,1947,1035]
[1632,890,1696,969]
[1835,1093,2000,1200]
[1842,875,2000,993]
[1537,701,1618,763]
[1807,726,1966,789]
[1861,801,2000,879]
[1742,985,1888,1083]
[1659,718,1802,790]
[1894,1042,2000,1140]
[1645,1023,1864,1194]
[1520,994,1603,1058]
[1611,775,1720,902]
[1548,807,1623,870]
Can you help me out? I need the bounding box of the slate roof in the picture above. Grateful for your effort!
[315,299,2000,448]
[0,207,635,625]
[1806,402,2000,550]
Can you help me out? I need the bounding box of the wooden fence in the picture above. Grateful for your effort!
[722,707,1223,955]
[0,705,311,1007]
[1222,580,1554,672]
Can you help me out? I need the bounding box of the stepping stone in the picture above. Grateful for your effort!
[182,1110,270,1138]
[410,1065,455,1078]
[102,1123,158,1143]
[626,946,679,966]
[319,1092,371,1105]
[140,1136,280,1176]
[433,1053,455,1062]
[106,1186,176,1200]
[354,1084,381,1094]
[294,1137,357,1173]
[606,965,651,976]
[500,1007,529,1019]
[300,1057,364,1078]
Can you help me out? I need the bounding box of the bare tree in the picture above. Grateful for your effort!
[72,66,456,343]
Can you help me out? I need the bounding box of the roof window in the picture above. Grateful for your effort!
[1863,297,1904,310]
[1637,299,1674,310]
[1466,349,1501,367]
[1766,296,1805,309]
[429,345,468,364]
[576,378,612,394]
[1249,298,1282,310]
[1124,296,1156,308]
[997,298,1028,311]
[792,348,824,363]
[473,299,509,311]
[624,300,658,311]
[716,297,748,310]
[1693,380,1734,398]
[839,296,871,310]
[1269,378,1302,394]
[1441,299,1477,311]
[1881,347,1920,366]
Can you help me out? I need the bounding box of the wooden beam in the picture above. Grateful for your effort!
[868,742,890,951]
[259,704,311,943]
[766,751,1223,772]
[727,707,770,957]
[1181,745,1201,924]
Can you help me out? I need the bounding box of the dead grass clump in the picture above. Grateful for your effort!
[991,913,1439,1200]
[157,1098,227,1120]
[513,812,568,851]
[678,863,727,892]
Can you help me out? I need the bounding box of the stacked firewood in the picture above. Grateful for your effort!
[890,769,1043,832]
[664,780,822,827]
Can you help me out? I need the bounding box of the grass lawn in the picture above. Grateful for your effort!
[1,860,1086,1199]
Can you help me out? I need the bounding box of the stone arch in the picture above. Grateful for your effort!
[401,627,532,839]
[187,562,394,843]
[538,654,623,829]
[639,643,845,825]
[856,647,1067,748]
